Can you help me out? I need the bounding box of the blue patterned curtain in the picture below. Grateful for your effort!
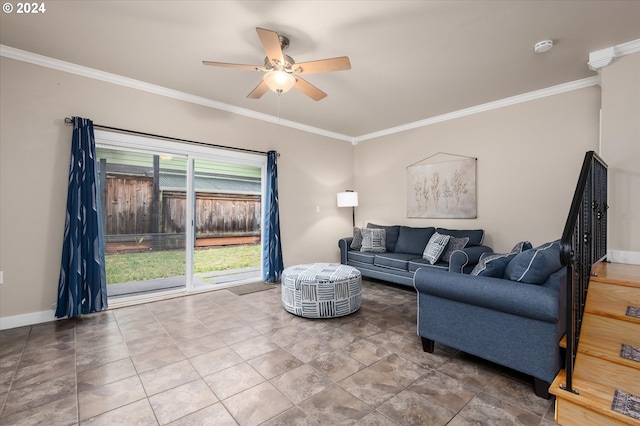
[56,117,107,318]
[262,150,284,282]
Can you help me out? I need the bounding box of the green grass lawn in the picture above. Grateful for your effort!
[105,244,260,284]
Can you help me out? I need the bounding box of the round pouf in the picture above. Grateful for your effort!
[281,263,362,318]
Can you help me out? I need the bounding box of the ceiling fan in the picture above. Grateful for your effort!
[203,27,351,101]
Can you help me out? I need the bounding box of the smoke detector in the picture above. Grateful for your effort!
[534,40,554,54]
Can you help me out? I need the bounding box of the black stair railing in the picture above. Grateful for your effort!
[560,151,608,394]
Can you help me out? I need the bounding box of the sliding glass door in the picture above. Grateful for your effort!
[95,130,265,301]
[191,158,262,289]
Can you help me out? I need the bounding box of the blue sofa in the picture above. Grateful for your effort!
[339,223,493,287]
[413,240,567,398]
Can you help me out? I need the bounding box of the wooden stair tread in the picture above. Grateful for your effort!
[579,313,640,370]
[591,262,640,289]
[586,280,640,323]
[551,370,640,425]
[574,353,640,396]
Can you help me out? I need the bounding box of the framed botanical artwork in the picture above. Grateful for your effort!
[407,154,476,218]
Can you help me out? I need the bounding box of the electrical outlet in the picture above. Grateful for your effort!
[0,271,3,284]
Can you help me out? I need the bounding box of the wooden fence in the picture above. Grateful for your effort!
[103,175,261,253]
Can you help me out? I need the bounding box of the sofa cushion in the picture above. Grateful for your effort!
[394,226,435,255]
[374,253,420,271]
[423,232,451,264]
[367,223,400,252]
[351,227,363,250]
[504,240,562,285]
[472,252,517,277]
[360,228,386,253]
[436,228,484,246]
[471,241,533,277]
[408,258,449,272]
[441,236,469,263]
[348,250,375,265]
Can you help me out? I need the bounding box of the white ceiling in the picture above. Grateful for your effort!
[1,1,639,139]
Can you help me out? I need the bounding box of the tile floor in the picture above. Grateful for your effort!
[0,279,558,425]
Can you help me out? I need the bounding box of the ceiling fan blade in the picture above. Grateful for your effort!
[247,80,269,99]
[202,61,266,71]
[293,57,351,74]
[256,27,284,65]
[294,77,327,101]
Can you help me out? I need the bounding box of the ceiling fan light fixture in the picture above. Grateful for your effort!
[263,70,296,93]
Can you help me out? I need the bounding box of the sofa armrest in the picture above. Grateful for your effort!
[448,245,493,273]
[338,237,354,264]
[414,267,560,322]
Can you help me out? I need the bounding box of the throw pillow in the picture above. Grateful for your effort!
[504,240,562,284]
[511,241,533,254]
[367,223,400,252]
[441,236,470,263]
[471,251,517,277]
[470,241,533,277]
[360,228,387,253]
[423,232,451,264]
[350,227,363,250]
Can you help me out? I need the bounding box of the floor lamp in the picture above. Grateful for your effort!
[337,190,358,227]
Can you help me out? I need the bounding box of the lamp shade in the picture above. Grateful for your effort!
[263,70,296,93]
[337,191,358,207]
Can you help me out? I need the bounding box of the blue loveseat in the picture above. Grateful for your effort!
[414,240,567,398]
[339,223,493,287]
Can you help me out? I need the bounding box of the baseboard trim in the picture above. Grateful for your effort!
[0,309,58,330]
[608,250,640,265]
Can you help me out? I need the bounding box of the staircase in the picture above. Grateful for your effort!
[551,261,640,425]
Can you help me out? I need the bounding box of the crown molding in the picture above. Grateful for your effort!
[354,76,600,143]
[0,44,354,143]
[0,44,609,145]
[588,39,640,71]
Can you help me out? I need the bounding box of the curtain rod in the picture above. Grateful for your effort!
[64,117,275,157]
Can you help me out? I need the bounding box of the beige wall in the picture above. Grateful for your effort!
[0,54,624,326]
[0,57,354,321]
[353,87,601,253]
[600,52,640,260]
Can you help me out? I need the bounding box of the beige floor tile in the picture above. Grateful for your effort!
[2,373,76,418]
[11,354,76,390]
[270,364,333,404]
[230,335,280,361]
[189,346,244,377]
[247,348,304,380]
[149,379,218,425]
[308,351,365,382]
[81,398,158,425]
[204,362,265,400]
[77,357,137,391]
[131,345,186,373]
[447,391,542,426]
[377,389,454,426]
[222,381,293,426]
[166,402,237,425]
[298,386,372,425]
[0,394,77,426]
[140,359,200,396]
[78,375,147,420]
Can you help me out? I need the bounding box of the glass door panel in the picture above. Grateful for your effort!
[97,147,188,299]
[191,158,262,289]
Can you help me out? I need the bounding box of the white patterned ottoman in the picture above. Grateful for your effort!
[281,263,362,318]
